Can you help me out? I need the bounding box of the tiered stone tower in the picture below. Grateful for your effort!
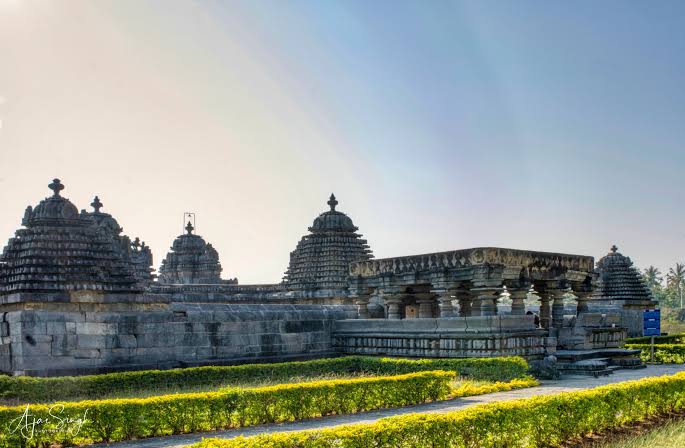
[284,194,373,298]
[593,245,658,336]
[0,179,141,295]
[158,221,225,285]
[83,196,155,285]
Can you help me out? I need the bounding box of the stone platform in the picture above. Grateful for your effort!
[555,348,645,377]
[333,316,552,359]
[1,300,356,376]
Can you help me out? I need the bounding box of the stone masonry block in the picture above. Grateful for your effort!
[76,322,117,335]
[46,322,67,335]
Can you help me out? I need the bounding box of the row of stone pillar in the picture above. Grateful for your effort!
[356,288,593,329]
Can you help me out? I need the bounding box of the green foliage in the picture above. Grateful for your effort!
[625,333,685,344]
[640,264,685,309]
[626,343,685,363]
[192,372,685,448]
[0,356,528,404]
[642,266,663,291]
[0,370,454,447]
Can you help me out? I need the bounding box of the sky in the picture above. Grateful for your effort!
[0,1,684,284]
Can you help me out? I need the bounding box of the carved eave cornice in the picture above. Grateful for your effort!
[349,247,594,277]
[348,247,594,294]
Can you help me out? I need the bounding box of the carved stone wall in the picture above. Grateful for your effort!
[332,316,553,359]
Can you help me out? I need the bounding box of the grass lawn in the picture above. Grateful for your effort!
[581,418,685,448]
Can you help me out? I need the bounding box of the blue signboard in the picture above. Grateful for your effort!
[643,309,661,337]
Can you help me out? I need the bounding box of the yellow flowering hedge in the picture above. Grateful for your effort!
[626,343,685,363]
[451,377,538,398]
[0,370,453,447]
[0,355,528,403]
[191,372,685,448]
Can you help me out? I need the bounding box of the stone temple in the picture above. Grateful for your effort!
[0,179,657,376]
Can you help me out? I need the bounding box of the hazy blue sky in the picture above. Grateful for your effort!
[1,1,683,283]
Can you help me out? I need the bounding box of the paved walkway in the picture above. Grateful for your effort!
[95,365,685,448]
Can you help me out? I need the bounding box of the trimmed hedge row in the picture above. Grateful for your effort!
[626,333,685,344]
[451,377,538,398]
[0,370,454,447]
[192,371,685,448]
[626,343,685,363]
[0,356,528,403]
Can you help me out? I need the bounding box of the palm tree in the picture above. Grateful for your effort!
[643,266,663,291]
[667,263,685,309]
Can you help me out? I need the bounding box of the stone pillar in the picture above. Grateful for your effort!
[472,288,500,317]
[436,291,457,318]
[576,292,591,315]
[456,291,472,317]
[510,289,528,316]
[417,298,434,318]
[539,294,552,329]
[355,296,370,319]
[384,296,403,320]
[550,290,566,328]
[470,296,482,316]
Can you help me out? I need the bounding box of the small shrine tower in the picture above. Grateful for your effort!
[283,194,373,298]
[593,245,658,336]
[158,219,226,285]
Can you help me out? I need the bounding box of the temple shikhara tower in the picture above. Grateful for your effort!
[283,194,373,298]
[158,221,227,285]
[0,179,143,294]
[592,245,658,336]
[83,195,155,286]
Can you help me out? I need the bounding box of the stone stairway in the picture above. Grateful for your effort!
[555,348,645,377]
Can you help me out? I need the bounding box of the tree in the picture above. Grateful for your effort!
[642,266,669,305]
[643,266,663,290]
[667,263,685,309]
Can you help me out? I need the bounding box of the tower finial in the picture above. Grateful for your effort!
[91,196,103,213]
[610,244,618,253]
[49,179,64,197]
[185,220,194,235]
[327,193,338,211]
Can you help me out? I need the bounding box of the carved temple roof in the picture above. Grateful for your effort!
[348,246,595,293]
[592,245,656,303]
[0,179,143,294]
[283,194,373,294]
[157,221,227,285]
